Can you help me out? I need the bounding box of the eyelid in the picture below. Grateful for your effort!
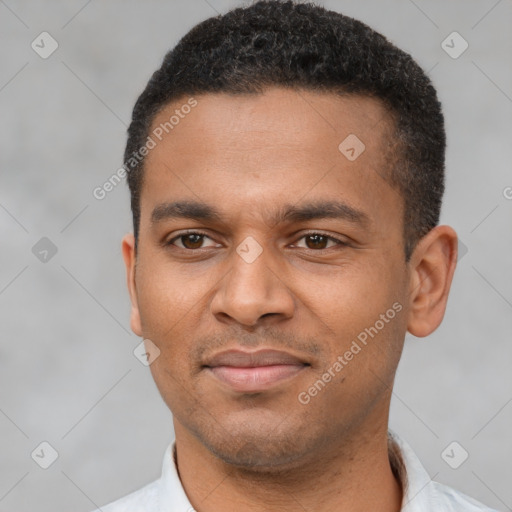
[165,229,219,248]
[165,230,349,250]
[290,231,349,249]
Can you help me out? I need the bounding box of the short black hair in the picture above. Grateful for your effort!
[124,0,445,261]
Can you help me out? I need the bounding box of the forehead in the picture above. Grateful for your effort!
[149,87,394,157]
[141,87,402,231]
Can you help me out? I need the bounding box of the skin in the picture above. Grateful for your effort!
[122,87,458,512]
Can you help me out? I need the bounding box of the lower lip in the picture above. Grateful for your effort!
[208,364,306,392]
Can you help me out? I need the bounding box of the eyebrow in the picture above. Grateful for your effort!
[151,199,371,228]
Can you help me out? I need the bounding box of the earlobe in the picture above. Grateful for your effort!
[121,233,142,337]
[406,225,458,338]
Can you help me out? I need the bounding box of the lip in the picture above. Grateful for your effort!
[203,349,309,393]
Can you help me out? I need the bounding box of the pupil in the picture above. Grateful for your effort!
[184,234,203,249]
[307,235,327,249]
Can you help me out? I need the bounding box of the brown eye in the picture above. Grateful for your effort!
[167,232,220,250]
[305,234,329,249]
[294,233,347,250]
[180,233,204,249]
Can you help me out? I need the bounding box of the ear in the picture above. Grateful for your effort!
[122,233,142,337]
[407,225,458,338]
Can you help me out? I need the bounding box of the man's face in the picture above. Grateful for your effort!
[126,88,411,469]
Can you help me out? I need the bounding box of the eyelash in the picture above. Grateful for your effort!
[165,230,349,251]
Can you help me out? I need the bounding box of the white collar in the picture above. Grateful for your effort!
[152,430,491,512]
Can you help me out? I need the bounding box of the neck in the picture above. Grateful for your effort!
[173,421,403,512]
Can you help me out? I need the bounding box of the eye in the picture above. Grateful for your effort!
[167,231,220,250]
[165,231,348,251]
[293,232,348,250]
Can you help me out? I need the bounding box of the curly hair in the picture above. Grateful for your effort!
[124,0,445,261]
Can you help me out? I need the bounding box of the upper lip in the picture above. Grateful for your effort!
[203,349,309,368]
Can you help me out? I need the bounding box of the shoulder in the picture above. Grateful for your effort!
[88,478,160,512]
[430,480,500,512]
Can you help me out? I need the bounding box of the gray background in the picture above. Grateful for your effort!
[1,0,511,511]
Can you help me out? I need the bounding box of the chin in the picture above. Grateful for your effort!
[187,412,326,472]
[206,435,309,471]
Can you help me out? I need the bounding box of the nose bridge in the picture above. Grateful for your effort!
[233,236,274,296]
[211,235,295,326]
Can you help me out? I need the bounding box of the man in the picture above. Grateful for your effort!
[94,1,497,510]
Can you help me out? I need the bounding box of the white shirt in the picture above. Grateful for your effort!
[92,431,498,512]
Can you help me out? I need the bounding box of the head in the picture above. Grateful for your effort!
[122,0,457,470]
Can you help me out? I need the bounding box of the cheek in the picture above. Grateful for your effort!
[136,263,201,409]
[298,259,394,328]
[133,252,223,379]
[135,255,211,335]
[295,257,406,376]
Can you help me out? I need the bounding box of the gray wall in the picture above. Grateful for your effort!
[1,1,511,511]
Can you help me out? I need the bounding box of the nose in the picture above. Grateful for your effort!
[210,238,295,328]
